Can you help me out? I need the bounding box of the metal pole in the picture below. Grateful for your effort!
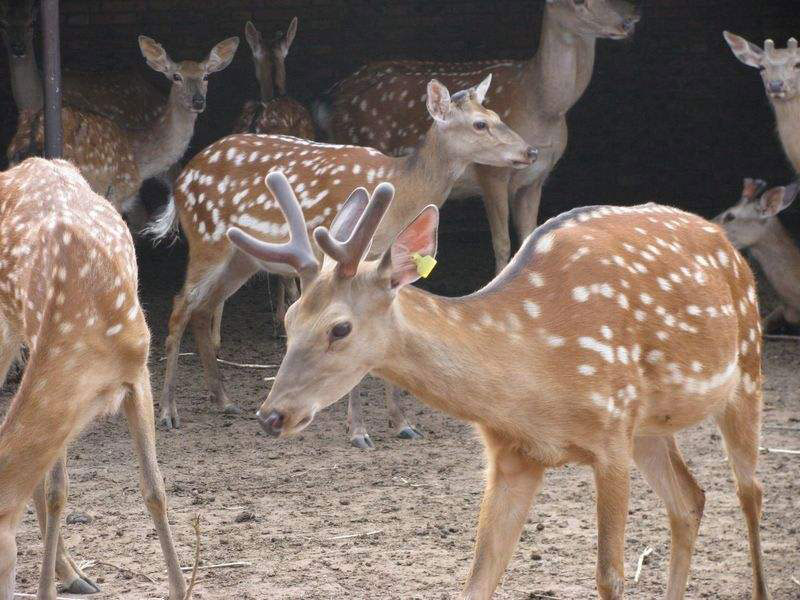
[41,0,62,159]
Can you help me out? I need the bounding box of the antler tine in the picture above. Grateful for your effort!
[226,171,319,278]
[314,182,395,278]
[764,38,775,56]
[742,177,768,201]
[789,37,798,51]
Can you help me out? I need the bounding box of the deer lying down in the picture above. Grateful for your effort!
[716,177,800,332]
[229,172,769,600]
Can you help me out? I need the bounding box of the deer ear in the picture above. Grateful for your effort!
[473,73,492,104]
[139,36,175,74]
[204,36,240,73]
[329,187,369,241]
[279,17,298,57]
[379,205,439,289]
[426,79,451,123]
[759,183,799,217]
[244,21,262,54]
[723,31,764,68]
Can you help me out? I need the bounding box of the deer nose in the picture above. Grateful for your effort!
[525,146,538,161]
[768,80,784,94]
[191,94,206,111]
[256,409,284,437]
[621,17,638,33]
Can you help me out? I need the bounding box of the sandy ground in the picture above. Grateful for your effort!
[3,200,800,600]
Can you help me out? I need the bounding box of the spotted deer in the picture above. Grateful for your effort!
[717,177,800,333]
[317,0,639,272]
[0,0,164,126]
[232,171,770,599]
[7,35,239,223]
[0,158,186,600]
[149,77,536,446]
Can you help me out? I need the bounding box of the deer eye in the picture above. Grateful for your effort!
[172,73,183,82]
[202,74,209,81]
[574,0,586,5]
[473,120,488,131]
[723,212,735,223]
[329,321,352,342]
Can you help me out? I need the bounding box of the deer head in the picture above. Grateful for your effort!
[0,0,36,58]
[546,0,639,40]
[725,32,800,101]
[715,177,799,248]
[226,172,437,436]
[138,35,239,113]
[428,76,537,169]
[244,16,298,98]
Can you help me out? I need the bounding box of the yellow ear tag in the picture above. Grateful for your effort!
[411,252,437,278]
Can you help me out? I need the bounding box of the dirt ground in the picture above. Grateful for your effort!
[3,199,800,600]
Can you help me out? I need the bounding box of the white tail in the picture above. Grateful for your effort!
[0,158,187,600]
[233,173,769,600]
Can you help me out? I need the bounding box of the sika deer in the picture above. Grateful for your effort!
[725,33,800,174]
[233,172,769,600]
[318,0,639,271]
[716,177,800,332]
[0,158,186,600]
[149,77,536,445]
[7,35,238,222]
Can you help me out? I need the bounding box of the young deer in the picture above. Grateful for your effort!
[7,35,239,220]
[0,158,186,600]
[317,0,639,271]
[149,77,536,444]
[0,0,165,126]
[725,33,800,174]
[716,177,800,332]
[233,17,315,139]
[232,171,769,600]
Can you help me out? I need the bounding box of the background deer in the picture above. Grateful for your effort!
[0,158,186,600]
[316,0,639,272]
[725,33,800,175]
[232,172,769,600]
[7,35,238,222]
[149,76,536,447]
[0,0,164,127]
[716,177,800,332]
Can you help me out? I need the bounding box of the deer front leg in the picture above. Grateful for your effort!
[475,165,512,273]
[511,180,544,243]
[211,301,224,353]
[593,458,631,600]
[161,291,193,429]
[347,384,373,449]
[384,384,422,440]
[463,442,544,599]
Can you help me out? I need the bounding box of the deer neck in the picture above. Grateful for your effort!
[131,87,198,182]
[771,96,800,173]
[273,56,287,96]
[749,219,800,307]
[521,5,597,117]
[255,53,276,102]
[7,40,43,112]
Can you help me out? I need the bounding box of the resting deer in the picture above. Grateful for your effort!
[7,35,238,222]
[317,0,639,272]
[233,171,769,600]
[716,177,800,333]
[725,33,800,174]
[0,158,186,600]
[0,0,164,126]
[149,77,536,448]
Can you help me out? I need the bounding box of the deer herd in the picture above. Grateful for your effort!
[0,0,794,598]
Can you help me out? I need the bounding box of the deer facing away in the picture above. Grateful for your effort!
[0,158,186,600]
[149,76,536,448]
[318,0,639,272]
[716,177,800,332]
[231,171,769,600]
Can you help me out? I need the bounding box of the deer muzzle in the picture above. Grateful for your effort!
[256,409,284,436]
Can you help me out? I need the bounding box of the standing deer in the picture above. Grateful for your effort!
[232,172,769,600]
[0,0,165,127]
[317,0,639,272]
[149,77,536,448]
[7,35,239,221]
[0,158,186,600]
[716,177,800,332]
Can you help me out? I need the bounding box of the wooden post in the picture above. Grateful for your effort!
[41,0,62,159]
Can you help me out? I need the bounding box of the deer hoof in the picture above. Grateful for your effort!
[350,434,374,450]
[159,414,180,429]
[222,403,241,415]
[60,575,100,595]
[397,426,423,440]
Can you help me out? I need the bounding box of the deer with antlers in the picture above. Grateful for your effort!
[232,171,770,599]
[317,0,639,272]
[6,35,238,223]
[149,76,537,447]
[0,158,186,600]
[717,177,800,333]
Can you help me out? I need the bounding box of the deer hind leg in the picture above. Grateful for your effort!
[123,367,186,600]
[384,384,422,440]
[211,301,224,353]
[715,389,769,599]
[511,180,544,244]
[161,290,193,429]
[475,165,512,273]
[463,436,544,599]
[633,435,705,599]
[593,451,631,600]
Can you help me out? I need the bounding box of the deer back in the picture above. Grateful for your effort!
[232,96,315,139]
